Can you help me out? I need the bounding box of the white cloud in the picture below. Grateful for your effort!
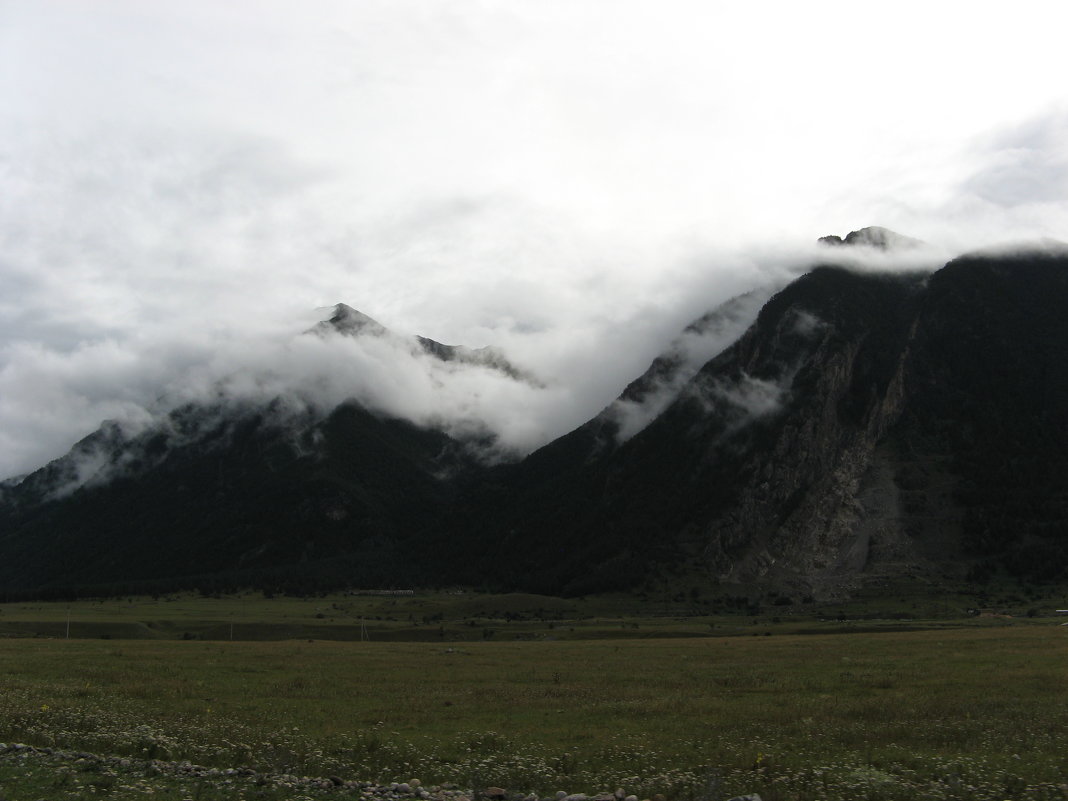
[0,1,1066,478]
[607,288,776,441]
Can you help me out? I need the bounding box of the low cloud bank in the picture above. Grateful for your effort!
[1,237,952,484]
[2,4,1064,479]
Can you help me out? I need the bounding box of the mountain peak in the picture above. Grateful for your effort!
[818,226,924,250]
[331,303,390,335]
[311,303,540,385]
[319,303,389,337]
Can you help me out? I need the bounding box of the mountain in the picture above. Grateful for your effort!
[461,244,1068,596]
[0,309,501,595]
[316,303,539,385]
[3,236,1068,599]
[817,225,926,250]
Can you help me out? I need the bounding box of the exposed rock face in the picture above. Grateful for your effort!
[563,267,931,595]
[693,268,925,589]
[669,249,1068,593]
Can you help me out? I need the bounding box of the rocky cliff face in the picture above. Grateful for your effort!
[686,249,1068,594]
[695,269,925,590]
[559,266,933,596]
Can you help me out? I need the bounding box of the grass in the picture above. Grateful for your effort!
[1,580,1061,642]
[3,625,1068,800]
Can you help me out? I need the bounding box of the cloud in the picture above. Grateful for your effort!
[0,114,814,479]
[607,288,775,441]
[823,109,1068,254]
[1,2,1066,478]
[707,373,787,423]
[962,111,1068,208]
[0,230,820,481]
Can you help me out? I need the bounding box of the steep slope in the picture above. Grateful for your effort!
[444,267,928,595]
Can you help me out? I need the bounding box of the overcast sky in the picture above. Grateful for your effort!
[1,1,1067,478]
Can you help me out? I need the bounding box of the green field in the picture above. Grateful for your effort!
[3,600,1068,801]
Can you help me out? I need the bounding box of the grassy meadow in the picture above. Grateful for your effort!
[0,580,1056,642]
[3,601,1068,800]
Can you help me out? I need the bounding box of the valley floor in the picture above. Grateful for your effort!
[2,601,1068,800]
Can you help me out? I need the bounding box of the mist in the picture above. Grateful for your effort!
[1,2,1066,479]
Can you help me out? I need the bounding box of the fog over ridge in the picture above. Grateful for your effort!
[2,2,1066,479]
[0,239,948,483]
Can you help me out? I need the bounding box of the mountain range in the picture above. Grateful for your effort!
[3,228,1067,599]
